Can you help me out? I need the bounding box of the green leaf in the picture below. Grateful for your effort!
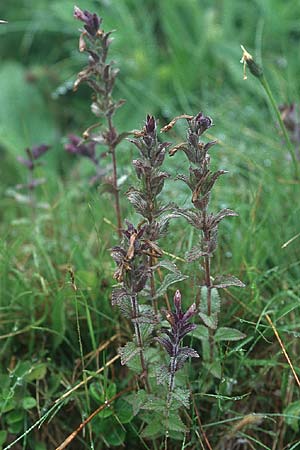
[186,245,208,262]
[214,327,246,342]
[167,410,186,432]
[214,275,245,289]
[6,409,24,425]
[142,395,166,411]
[89,382,116,418]
[126,389,148,416]
[24,363,47,382]
[22,396,37,410]
[172,387,190,409]
[115,398,134,424]
[199,312,218,330]
[141,417,164,438]
[153,272,188,299]
[199,287,220,329]
[284,400,300,432]
[119,341,140,366]
[192,325,209,340]
[204,359,222,379]
[104,425,126,446]
[0,431,7,447]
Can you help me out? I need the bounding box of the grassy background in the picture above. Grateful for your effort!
[0,0,300,449]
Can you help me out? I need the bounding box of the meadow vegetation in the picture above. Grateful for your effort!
[0,1,300,449]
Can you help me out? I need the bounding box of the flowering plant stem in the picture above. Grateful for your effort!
[130,293,151,393]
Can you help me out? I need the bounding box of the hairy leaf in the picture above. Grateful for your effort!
[141,417,164,438]
[176,346,199,371]
[199,312,218,330]
[111,287,129,306]
[126,188,148,216]
[173,207,203,229]
[214,327,246,342]
[119,341,140,365]
[200,287,221,317]
[141,395,166,411]
[126,389,148,416]
[192,324,209,341]
[213,275,245,289]
[186,244,208,262]
[212,208,238,226]
[153,272,188,299]
[172,387,190,409]
[167,410,186,432]
[156,364,170,385]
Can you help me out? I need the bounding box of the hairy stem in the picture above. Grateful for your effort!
[130,294,150,393]
[203,211,214,361]
[164,338,179,450]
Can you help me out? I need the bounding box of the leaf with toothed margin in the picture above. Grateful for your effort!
[172,207,203,229]
[111,287,129,306]
[119,341,140,365]
[167,411,186,432]
[152,259,180,273]
[186,244,208,262]
[211,208,238,227]
[213,275,245,289]
[126,188,148,216]
[172,387,190,409]
[125,389,148,416]
[153,272,188,299]
[156,364,169,385]
[199,287,220,330]
[176,347,199,371]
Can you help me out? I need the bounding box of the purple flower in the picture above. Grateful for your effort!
[74,6,101,36]
[145,115,156,134]
[65,134,97,162]
[17,144,50,170]
[193,112,213,135]
[157,290,199,371]
[31,144,50,159]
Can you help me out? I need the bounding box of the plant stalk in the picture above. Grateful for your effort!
[130,294,150,393]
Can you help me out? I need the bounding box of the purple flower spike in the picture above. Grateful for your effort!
[31,144,50,160]
[194,112,213,135]
[157,290,199,372]
[65,134,97,162]
[74,6,101,36]
[174,290,182,315]
[145,115,156,134]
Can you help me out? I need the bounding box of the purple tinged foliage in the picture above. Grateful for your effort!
[65,134,97,163]
[16,144,51,191]
[74,6,101,37]
[17,144,50,170]
[157,290,199,372]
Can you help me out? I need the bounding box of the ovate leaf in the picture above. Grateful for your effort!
[186,245,208,262]
[214,327,246,342]
[284,400,300,432]
[119,341,140,365]
[153,272,188,299]
[167,410,186,432]
[214,275,245,289]
[192,325,209,341]
[172,387,190,408]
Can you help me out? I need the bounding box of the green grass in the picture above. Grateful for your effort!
[1,0,300,449]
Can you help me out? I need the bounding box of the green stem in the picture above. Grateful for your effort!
[259,75,299,179]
